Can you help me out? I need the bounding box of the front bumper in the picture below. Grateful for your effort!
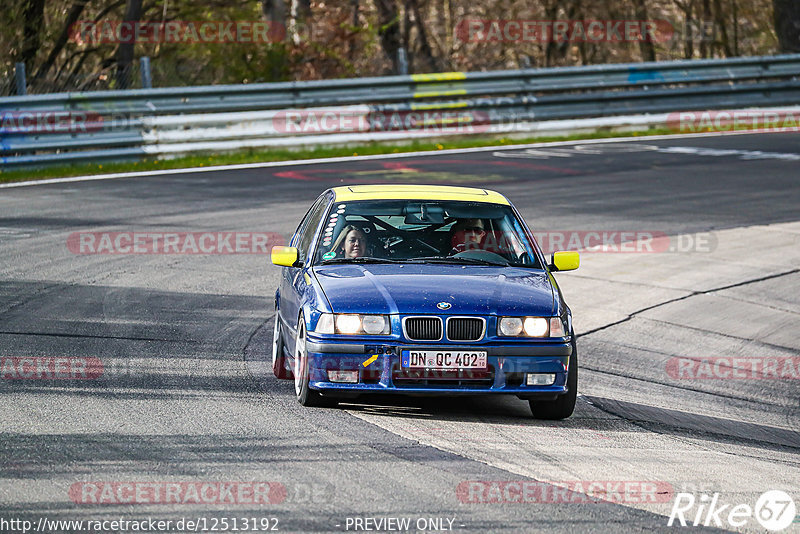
[304,337,573,397]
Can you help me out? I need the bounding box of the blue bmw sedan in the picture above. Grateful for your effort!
[271,184,580,419]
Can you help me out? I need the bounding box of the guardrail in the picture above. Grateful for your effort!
[2,54,800,168]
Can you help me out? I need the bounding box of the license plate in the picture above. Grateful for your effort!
[401,350,487,369]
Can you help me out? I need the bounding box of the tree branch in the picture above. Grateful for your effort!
[34,0,92,81]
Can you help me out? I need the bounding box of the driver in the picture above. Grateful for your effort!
[449,218,486,253]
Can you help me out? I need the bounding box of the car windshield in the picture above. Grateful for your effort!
[314,199,542,268]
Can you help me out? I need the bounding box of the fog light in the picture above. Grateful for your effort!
[327,370,359,383]
[526,373,556,386]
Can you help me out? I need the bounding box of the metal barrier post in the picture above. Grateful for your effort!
[397,48,408,75]
[140,57,152,89]
[14,63,26,96]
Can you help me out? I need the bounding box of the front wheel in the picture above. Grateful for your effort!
[294,314,338,408]
[530,340,577,420]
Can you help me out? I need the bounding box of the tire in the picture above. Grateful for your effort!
[294,314,338,408]
[530,339,577,420]
[272,313,292,379]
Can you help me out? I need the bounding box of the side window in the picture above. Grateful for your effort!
[290,204,315,247]
[296,197,329,263]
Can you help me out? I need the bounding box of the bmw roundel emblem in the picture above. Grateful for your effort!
[437,302,452,310]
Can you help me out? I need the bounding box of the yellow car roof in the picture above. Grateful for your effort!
[331,184,509,205]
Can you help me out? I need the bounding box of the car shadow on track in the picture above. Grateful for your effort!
[586,396,800,450]
[329,393,800,455]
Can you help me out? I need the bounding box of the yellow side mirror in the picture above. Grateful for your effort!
[551,251,579,272]
[271,246,300,267]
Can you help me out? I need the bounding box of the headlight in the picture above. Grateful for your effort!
[498,317,523,336]
[523,317,548,337]
[315,313,390,335]
[336,314,362,334]
[498,316,567,338]
[362,315,389,334]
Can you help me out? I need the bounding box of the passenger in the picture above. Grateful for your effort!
[331,224,368,258]
[450,218,486,253]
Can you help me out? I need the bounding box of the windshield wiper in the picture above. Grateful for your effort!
[406,256,509,266]
[320,256,402,264]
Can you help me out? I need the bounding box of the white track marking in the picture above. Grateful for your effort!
[493,148,577,158]
[495,144,800,161]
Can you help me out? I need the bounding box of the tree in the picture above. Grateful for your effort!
[290,0,312,45]
[375,0,402,73]
[712,0,732,56]
[21,0,45,73]
[409,0,443,71]
[262,0,289,80]
[115,0,143,89]
[632,0,656,61]
[674,0,695,59]
[34,0,92,83]
[773,0,800,52]
[0,0,791,95]
[263,0,287,27]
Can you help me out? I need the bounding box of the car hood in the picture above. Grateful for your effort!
[312,263,555,316]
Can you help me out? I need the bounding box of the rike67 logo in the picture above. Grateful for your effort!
[668,490,796,531]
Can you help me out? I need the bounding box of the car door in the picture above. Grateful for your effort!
[280,193,330,350]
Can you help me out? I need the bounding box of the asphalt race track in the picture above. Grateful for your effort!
[1,131,799,533]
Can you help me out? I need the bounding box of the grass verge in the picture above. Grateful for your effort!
[0,128,676,185]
